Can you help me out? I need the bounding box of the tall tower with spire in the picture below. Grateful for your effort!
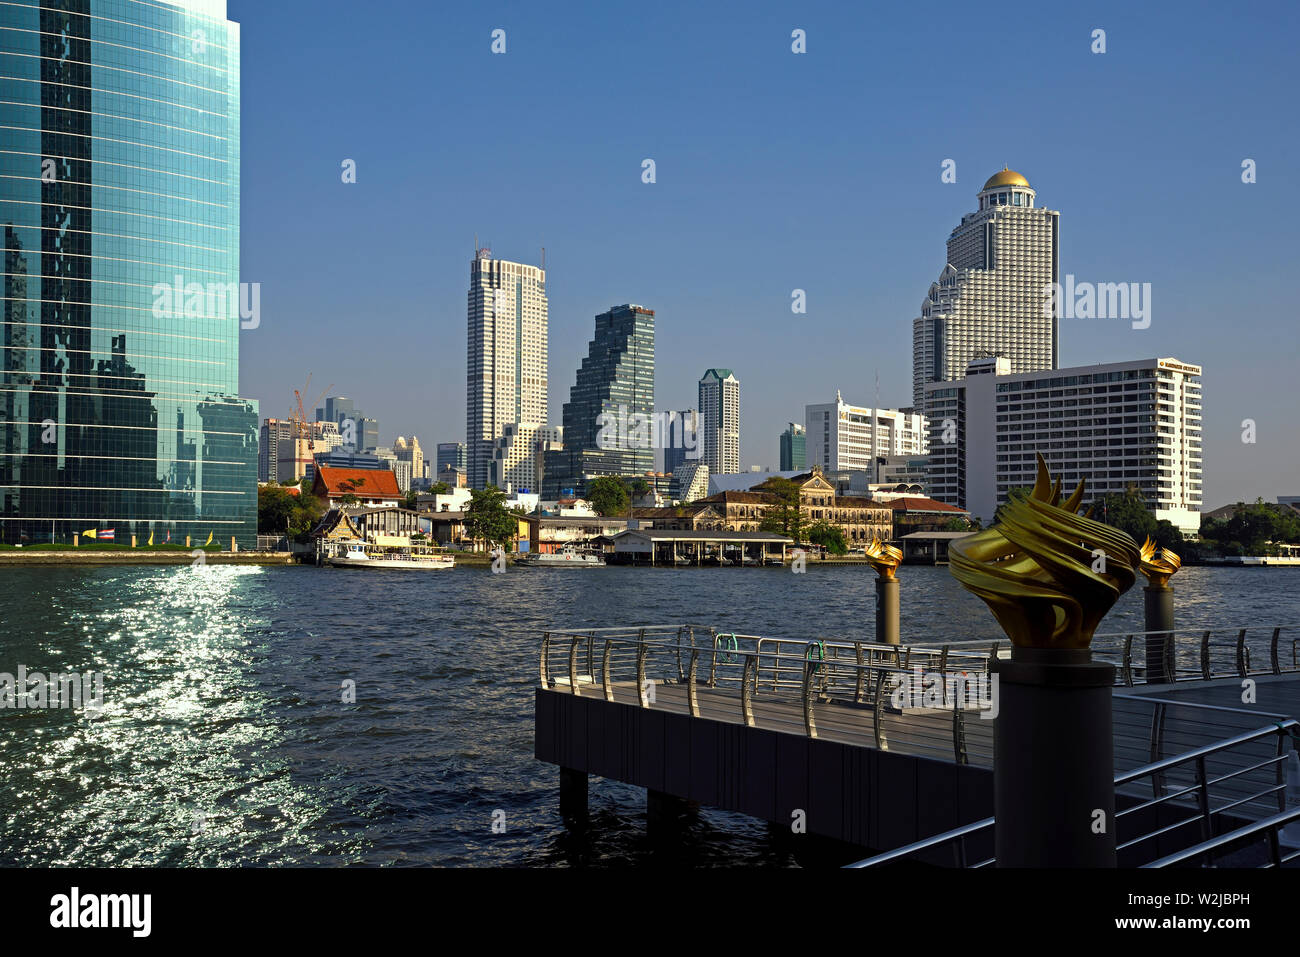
[911,168,1059,407]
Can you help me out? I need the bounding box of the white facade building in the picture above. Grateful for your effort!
[804,392,927,474]
[924,357,1203,535]
[912,168,1060,407]
[490,423,563,495]
[467,249,549,488]
[698,369,740,477]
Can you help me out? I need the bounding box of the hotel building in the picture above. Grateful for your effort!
[1,0,258,545]
[466,248,548,488]
[924,356,1203,535]
[912,168,1060,407]
[804,393,927,475]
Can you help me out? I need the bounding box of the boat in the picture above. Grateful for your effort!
[326,536,455,570]
[514,545,606,567]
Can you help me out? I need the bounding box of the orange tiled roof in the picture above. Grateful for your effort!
[314,466,401,500]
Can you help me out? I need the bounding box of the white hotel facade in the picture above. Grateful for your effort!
[913,169,1059,407]
[805,393,927,476]
[466,249,550,489]
[924,357,1203,535]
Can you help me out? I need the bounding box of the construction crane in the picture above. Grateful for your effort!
[290,374,333,452]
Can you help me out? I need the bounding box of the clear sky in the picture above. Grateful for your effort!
[232,0,1299,506]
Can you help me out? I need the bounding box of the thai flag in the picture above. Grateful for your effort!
[100,529,115,541]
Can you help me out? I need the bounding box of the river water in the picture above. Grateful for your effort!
[1,563,1297,866]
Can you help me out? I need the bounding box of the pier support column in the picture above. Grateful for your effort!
[1143,585,1175,683]
[646,789,692,844]
[559,767,587,830]
[875,577,900,645]
[992,648,1116,867]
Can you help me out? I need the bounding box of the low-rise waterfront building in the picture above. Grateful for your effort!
[311,466,402,508]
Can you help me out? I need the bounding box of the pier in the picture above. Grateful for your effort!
[534,624,1300,865]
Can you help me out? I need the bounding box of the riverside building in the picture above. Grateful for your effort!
[804,393,926,475]
[0,0,258,545]
[924,356,1203,535]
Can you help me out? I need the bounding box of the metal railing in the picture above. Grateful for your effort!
[847,716,1300,868]
[1091,625,1299,685]
[540,626,999,764]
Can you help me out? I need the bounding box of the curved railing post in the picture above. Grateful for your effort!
[1236,628,1249,677]
[802,657,818,738]
[540,631,551,687]
[873,670,889,751]
[687,648,700,717]
[708,627,719,687]
[1201,630,1212,680]
[1271,627,1282,676]
[568,637,582,696]
[854,642,866,703]
[953,703,967,765]
[602,639,614,702]
[1122,634,1134,686]
[741,654,756,727]
[675,626,685,682]
[636,631,649,707]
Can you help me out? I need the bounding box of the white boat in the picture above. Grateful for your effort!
[514,546,606,567]
[326,538,455,571]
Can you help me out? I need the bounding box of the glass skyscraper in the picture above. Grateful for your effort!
[1,0,258,546]
[543,304,654,499]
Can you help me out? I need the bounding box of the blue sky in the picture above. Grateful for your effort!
[233,0,1300,505]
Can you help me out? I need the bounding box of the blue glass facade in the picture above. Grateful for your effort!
[1,0,257,546]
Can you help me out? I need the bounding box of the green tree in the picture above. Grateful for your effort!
[402,489,419,510]
[587,476,631,516]
[940,516,974,532]
[428,481,450,495]
[804,520,847,555]
[757,477,803,540]
[257,483,323,542]
[464,486,517,548]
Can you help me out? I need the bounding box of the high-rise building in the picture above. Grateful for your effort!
[436,442,467,475]
[315,396,377,452]
[259,419,295,483]
[0,0,258,546]
[912,168,1060,407]
[543,304,655,498]
[804,393,927,474]
[779,423,806,471]
[466,248,548,488]
[662,409,699,474]
[698,369,740,477]
[924,356,1203,535]
[393,436,424,486]
[491,423,562,494]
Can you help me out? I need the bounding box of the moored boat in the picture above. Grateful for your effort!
[325,537,455,570]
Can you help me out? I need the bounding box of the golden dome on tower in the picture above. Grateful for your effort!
[982,167,1031,190]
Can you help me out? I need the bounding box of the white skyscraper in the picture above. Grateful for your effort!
[467,249,549,489]
[912,168,1060,407]
[804,393,927,475]
[698,369,740,476]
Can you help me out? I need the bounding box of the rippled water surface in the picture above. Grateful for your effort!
[1,563,1297,866]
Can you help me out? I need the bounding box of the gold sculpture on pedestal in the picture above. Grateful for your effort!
[1138,537,1181,588]
[949,454,1140,649]
[863,534,902,580]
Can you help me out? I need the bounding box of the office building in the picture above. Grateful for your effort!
[662,409,699,474]
[0,0,258,545]
[436,442,467,475]
[466,248,548,488]
[316,396,378,452]
[924,356,1203,535]
[490,423,562,494]
[912,168,1060,407]
[698,369,740,476]
[543,304,655,498]
[805,393,927,474]
[779,423,806,471]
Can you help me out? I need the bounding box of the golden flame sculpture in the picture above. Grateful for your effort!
[864,534,902,580]
[949,454,1140,649]
[1138,537,1182,588]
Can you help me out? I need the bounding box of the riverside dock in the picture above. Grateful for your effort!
[535,624,1300,866]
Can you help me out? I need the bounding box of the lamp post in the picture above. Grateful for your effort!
[864,535,903,645]
[950,454,1140,867]
[1139,538,1182,684]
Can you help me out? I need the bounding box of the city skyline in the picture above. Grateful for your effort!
[234,0,1300,506]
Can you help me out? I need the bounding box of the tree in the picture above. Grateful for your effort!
[402,489,419,510]
[804,520,847,555]
[428,481,450,495]
[587,476,630,516]
[940,516,973,532]
[257,482,323,542]
[464,485,517,549]
[757,477,802,540]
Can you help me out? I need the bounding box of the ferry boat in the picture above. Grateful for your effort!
[514,545,606,567]
[326,537,455,571]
